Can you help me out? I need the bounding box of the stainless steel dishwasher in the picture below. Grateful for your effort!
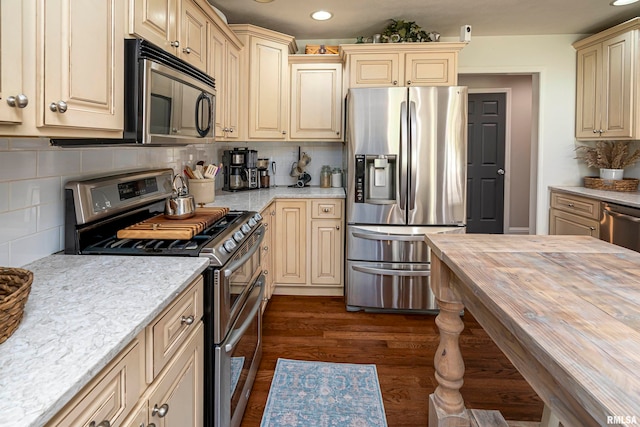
[600,202,640,252]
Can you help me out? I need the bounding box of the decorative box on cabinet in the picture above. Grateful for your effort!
[573,18,640,140]
[549,191,600,237]
[46,276,204,427]
[339,43,465,89]
[230,24,297,140]
[288,55,343,141]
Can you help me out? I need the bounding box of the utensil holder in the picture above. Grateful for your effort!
[188,178,216,205]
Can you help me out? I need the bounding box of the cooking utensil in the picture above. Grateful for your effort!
[165,175,196,219]
[204,164,217,179]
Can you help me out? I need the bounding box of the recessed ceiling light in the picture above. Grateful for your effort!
[254,0,274,3]
[311,10,332,21]
[610,0,639,5]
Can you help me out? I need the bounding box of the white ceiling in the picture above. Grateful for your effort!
[208,0,640,41]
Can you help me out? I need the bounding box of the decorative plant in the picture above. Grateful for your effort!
[382,19,429,43]
[576,141,640,169]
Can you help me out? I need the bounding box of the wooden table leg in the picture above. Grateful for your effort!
[429,255,470,427]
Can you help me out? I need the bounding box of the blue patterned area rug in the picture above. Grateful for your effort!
[260,358,388,427]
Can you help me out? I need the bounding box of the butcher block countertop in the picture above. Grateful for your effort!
[0,255,209,427]
[424,234,640,426]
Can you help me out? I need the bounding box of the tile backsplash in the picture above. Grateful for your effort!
[0,138,342,267]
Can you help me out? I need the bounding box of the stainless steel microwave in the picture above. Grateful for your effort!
[52,39,215,146]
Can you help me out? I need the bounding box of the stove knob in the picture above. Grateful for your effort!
[248,217,257,227]
[253,212,263,222]
[223,239,236,253]
[233,230,245,242]
[241,223,251,234]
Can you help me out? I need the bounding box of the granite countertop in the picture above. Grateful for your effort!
[549,186,640,209]
[206,186,345,212]
[0,255,209,427]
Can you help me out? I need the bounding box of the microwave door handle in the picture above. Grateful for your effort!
[352,265,431,277]
[224,277,264,353]
[223,226,265,277]
[195,93,211,137]
[351,231,425,242]
[399,100,408,210]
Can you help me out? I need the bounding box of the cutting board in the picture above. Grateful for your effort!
[116,207,229,240]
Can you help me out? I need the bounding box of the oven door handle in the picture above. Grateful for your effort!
[225,277,264,353]
[224,226,265,277]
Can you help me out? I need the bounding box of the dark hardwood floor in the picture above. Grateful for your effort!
[240,295,543,427]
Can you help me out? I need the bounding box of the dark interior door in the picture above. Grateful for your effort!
[466,93,506,234]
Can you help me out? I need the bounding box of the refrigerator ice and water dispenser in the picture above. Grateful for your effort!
[354,154,396,203]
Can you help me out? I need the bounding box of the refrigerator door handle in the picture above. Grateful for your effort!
[409,100,418,211]
[352,231,426,242]
[400,100,408,211]
[352,265,431,277]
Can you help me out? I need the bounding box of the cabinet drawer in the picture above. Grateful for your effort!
[311,199,343,219]
[147,276,203,381]
[550,192,601,220]
[549,208,600,237]
[46,336,144,427]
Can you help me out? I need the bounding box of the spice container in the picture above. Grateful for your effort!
[331,168,342,188]
[320,165,331,188]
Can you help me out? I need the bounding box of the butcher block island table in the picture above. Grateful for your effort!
[424,234,640,427]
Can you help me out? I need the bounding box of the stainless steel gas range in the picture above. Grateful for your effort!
[64,168,263,427]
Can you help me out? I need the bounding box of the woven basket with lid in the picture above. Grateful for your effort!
[0,267,33,344]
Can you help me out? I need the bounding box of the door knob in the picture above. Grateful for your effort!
[497,168,505,175]
[7,94,28,108]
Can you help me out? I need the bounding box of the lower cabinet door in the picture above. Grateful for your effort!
[147,323,204,427]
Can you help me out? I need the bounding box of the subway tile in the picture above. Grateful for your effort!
[0,183,8,213]
[0,242,9,266]
[37,201,65,231]
[10,138,51,150]
[38,150,81,177]
[0,138,9,150]
[0,207,38,244]
[9,177,61,210]
[10,227,62,267]
[0,151,38,181]
[113,148,140,169]
[81,149,114,173]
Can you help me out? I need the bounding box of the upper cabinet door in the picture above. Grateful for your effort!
[130,0,179,52]
[0,0,25,124]
[180,0,208,71]
[404,52,457,86]
[600,31,634,138]
[41,0,123,131]
[348,53,401,87]
[575,43,601,139]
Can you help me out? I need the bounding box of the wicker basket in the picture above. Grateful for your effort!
[0,267,33,344]
[583,176,640,192]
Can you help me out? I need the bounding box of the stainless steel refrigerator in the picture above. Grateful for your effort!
[345,86,468,312]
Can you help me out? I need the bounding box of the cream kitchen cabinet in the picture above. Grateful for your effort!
[288,55,343,141]
[209,21,243,140]
[549,190,600,237]
[272,198,344,296]
[0,0,26,125]
[1,0,125,138]
[230,24,296,140]
[47,276,204,427]
[260,202,275,307]
[130,0,210,72]
[573,18,640,140]
[339,43,465,89]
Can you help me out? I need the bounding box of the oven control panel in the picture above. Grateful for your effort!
[200,212,264,266]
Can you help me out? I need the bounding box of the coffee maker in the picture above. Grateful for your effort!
[222,148,258,191]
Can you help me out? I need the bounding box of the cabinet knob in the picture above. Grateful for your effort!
[222,127,230,132]
[49,100,68,113]
[590,227,596,231]
[281,130,287,135]
[181,315,195,325]
[228,128,234,133]
[263,245,268,251]
[407,80,412,85]
[392,80,398,85]
[336,225,340,230]
[152,403,169,418]
[89,421,110,427]
[183,47,191,54]
[336,131,340,135]
[568,203,575,208]
[171,40,180,48]
[7,94,28,108]
[323,207,330,212]
[593,129,599,134]
[263,270,268,275]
